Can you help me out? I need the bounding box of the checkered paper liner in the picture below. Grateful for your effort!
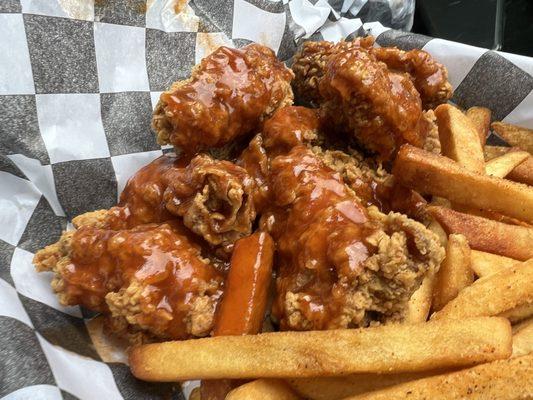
[1,0,532,399]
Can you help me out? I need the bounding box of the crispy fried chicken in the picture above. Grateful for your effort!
[34,220,223,341]
[152,44,294,154]
[240,106,444,330]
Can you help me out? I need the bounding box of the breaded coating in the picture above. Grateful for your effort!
[372,47,453,110]
[265,145,443,331]
[152,44,294,153]
[319,46,430,160]
[291,37,375,105]
[163,154,256,254]
[73,153,256,255]
[292,38,452,110]
[33,221,223,340]
[245,106,444,331]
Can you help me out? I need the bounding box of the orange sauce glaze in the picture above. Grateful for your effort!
[263,144,375,330]
[64,221,223,339]
[319,47,428,160]
[160,44,293,153]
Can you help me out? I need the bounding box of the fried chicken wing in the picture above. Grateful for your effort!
[163,154,256,254]
[319,47,430,160]
[74,153,256,255]
[252,107,444,331]
[291,37,375,105]
[371,47,453,109]
[152,44,294,154]
[72,154,179,230]
[34,221,223,341]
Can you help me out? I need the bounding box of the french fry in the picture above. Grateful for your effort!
[432,234,473,312]
[287,371,440,400]
[432,259,533,320]
[492,121,533,154]
[512,318,533,358]
[393,145,533,224]
[466,106,491,146]
[470,250,519,278]
[226,379,300,400]
[451,203,531,227]
[484,145,510,160]
[405,270,436,323]
[129,317,511,381]
[501,303,533,324]
[344,354,533,400]
[428,206,533,260]
[485,150,529,178]
[507,155,533,186]
[435,104,485,173]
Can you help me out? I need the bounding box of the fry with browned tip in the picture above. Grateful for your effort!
[432,234,473,312]
[200,231,275,400]
[432,259,533,320]
[343,354,533,400]
[435,104,485,173]
[466,106,491,146]
[428,206,533,261]
[392,145,533,224]
[129,317,511,381]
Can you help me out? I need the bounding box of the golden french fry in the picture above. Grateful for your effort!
[432,234,473,312]
[428,206,533,260]
[484,145,510,160]
[405,270,436,323]
[435,104,485,173]
[512,318,533,358]
[344,354,533,400]
[507,155,533,186]
[451,203,530,227]
[485,150,529,178]
[432,259,533,320]
[492,121,533,154]
[501,303,533,324]
[393,145,533,224]
[287,371,440,400]
[427,219,448,245]
[129,318,511,381]
[466,106,491,146]
[226,379,300,400]
[470,250,519,278]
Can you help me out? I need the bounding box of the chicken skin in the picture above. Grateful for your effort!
[33,220,223,341]
[152,44,294,154]
[240,106,444,330]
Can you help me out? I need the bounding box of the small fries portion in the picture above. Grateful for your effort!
[466,106,491,146]
[393,145,533,224]
[485,150,529,178]
[432,234,473,312]
[226,379,300,400]
[470,250,518,278]
[344,354,533,400]
[428,206,533,260]
[432,259,533,320]
[129,317,511,381]
[287,371,440,400]
[492,121,533,154]
[435,104,485,173]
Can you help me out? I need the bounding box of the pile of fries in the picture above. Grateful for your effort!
[129,107,533,398]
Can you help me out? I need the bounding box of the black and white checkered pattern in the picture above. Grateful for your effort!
[1,0,532,399]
